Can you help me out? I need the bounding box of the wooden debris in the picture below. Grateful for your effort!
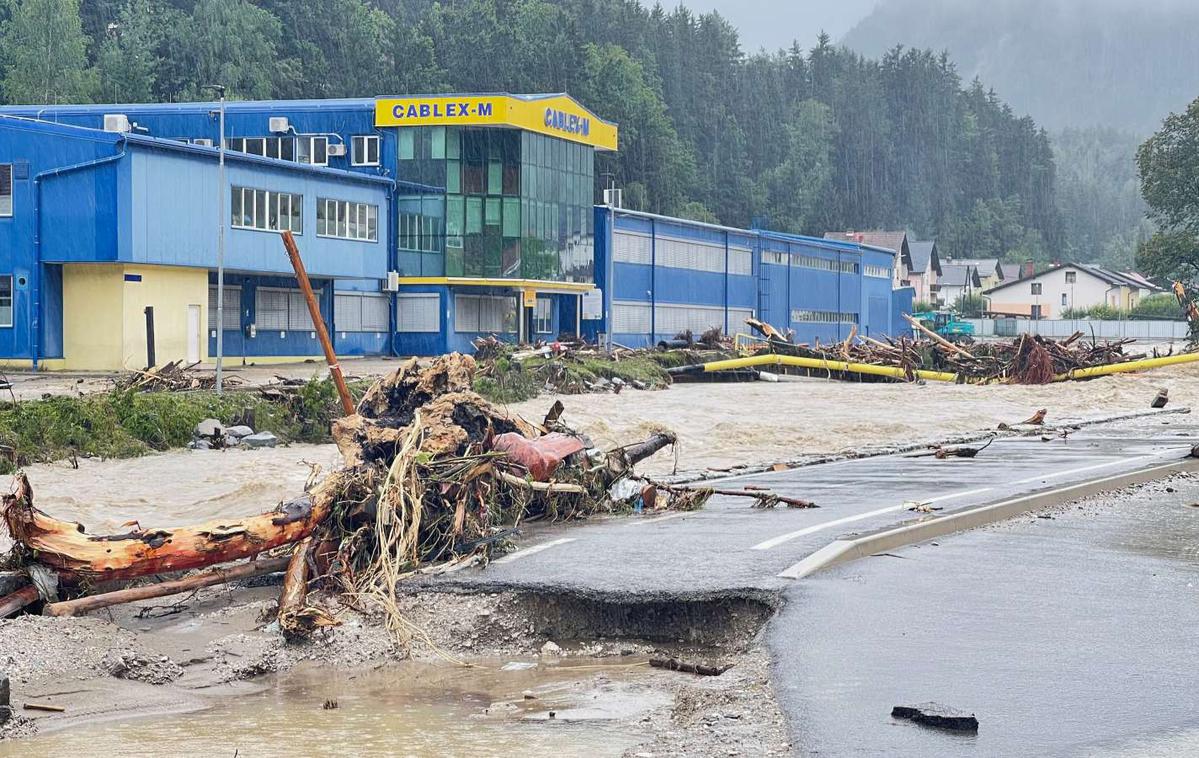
[116,360,243,393]
[23,703,66,713]
[650,658,731,676]
[42,556,291,618]
[0,585,39,618]
[1152,389,1169,408]
[892,702,979,732]
[636,478,817,509]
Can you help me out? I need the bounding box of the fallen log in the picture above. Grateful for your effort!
[2,471,357,584]
[903,314,975,359]
[639,479,817,509]
[276,537,338,641]
[649,657,731,676]
[0,585,39,618]
[42,556,291,618]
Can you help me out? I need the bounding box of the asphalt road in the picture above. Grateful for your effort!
[779,470,1199,757]
[441,412,1199,598]
[436,411,1199,756]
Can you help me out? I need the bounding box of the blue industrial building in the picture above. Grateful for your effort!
[0,95,911,370]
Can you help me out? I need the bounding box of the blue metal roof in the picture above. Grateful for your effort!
[0,114,395,187]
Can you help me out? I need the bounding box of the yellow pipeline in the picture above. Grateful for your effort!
[1055,351,1199,381]
[701,353,960,383]
[701,350,1199,384]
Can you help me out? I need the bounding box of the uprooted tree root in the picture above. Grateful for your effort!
[1,354,684,653]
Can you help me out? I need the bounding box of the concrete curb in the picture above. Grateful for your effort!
[779,456,1199,579]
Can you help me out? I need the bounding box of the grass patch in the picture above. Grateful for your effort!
[0,379,350,474]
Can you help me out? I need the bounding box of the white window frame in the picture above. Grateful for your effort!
[0,164,12,217]
[297,136,329,166]
[0,275,12,327]
[352,135,381,167]
[534,297,554,334]
[1031,282,1043,295]
[317,198,378,242]
[231,187,303,235]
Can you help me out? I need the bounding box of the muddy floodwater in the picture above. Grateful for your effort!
[0,657,664,757]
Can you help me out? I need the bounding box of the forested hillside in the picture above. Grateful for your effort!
[843,0,1199,135]
[0,0,1063,260]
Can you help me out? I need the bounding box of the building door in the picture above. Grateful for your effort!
[187,305,201,363]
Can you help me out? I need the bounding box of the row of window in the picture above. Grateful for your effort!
[334,292,389,332]
[398,212,443,253]
[0,164,11,217]
[790,309,860,324]
[613,233,754,276]
[316,199,378,242]
[230,187,378,242]
[864,264,892,279]
[454,294,517,333]
[610,300,756,335]
[231,187,303,234]
[223,135,380,167]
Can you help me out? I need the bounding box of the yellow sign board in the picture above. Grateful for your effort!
[522,289,538,308]
[375,94,618,152]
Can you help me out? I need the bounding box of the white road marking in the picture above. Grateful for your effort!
[491,537,575,564]
[1009,453,1168,485]
[626,512,689,527]
[750,487,995,551]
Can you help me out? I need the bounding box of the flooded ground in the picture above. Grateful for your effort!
[509,363,1199,476]
[0,657,664,758]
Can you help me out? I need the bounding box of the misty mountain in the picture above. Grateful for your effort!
[842,0,1199,134]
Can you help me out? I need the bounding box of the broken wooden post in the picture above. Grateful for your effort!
[281,230,355,417]
[0,585,39,619]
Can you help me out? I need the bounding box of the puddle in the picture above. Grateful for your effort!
[0,657,664,758]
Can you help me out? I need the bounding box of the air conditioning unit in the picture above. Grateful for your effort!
[268,116,290,134]
[603,188,623,208]
[326,143,347,158]
[383,271,400,292]
[192,138,213,147]
[103,114,131,133]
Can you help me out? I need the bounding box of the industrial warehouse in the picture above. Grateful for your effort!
[0,94,910,370]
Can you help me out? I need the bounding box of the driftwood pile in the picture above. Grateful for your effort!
[116,360,245,392]
[0,354,689,643]
[748,319,1152,385]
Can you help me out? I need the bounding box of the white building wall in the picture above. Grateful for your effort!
[986,267,1116,318]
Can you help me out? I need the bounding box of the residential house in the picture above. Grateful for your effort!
[938,264,983,307]
[983,263,1164,319]
[942,258,1004,290]
[907,241,943,305]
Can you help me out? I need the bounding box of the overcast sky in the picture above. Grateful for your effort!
[679,0,881,51]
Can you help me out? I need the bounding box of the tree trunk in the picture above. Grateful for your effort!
[42,556,291,618]
[2,471,352,584]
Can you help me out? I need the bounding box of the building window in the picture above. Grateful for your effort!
[231,187,303,234]
[790,309,859,324]
[864,264,891,279]
[0,275,12,327]
[225,136,296,162]
[1061,293,1068,307]
[534,297,553,334]
[352,135,380,167]
[1065,271,1077,284]
[255,287,321,332]
[454,294,516,333]
[317,198,378,242]
[0,164,11,217]
[1031,282,1043,295]
[207,285,241,330]
[297,136,329,166]
[397,293,440,333]
[335,292,390,333]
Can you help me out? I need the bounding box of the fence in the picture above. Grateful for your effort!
[964,318,1190,341]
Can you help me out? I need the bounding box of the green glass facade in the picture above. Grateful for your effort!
[395,126,594,282]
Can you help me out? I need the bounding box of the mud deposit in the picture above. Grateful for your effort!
[0,658,665,758]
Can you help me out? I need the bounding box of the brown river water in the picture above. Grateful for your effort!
[0,657,664,757]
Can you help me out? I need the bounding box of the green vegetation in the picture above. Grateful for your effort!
[953,294,986,318]
[0,379,347,475]
[471,350,675,405]
[1060,294,1184,322]
[0,0,1060,260]
[1136,97,1199,287]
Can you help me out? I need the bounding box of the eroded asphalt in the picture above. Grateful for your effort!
[433,410,1199,755]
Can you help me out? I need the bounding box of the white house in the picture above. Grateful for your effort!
[983,263,1163,319]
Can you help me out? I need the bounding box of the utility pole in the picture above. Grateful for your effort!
[204,85,227,394]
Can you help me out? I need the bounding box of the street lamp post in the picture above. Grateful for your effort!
[204,85,227,394]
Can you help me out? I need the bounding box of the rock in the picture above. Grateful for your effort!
[891,702,979,732]
[0,572,26,598]
[225,425,255,439]
[188,439,212,450]
[522,690,536,700]
[0,673,9,708]
[540,641,562,657]
[239,431,279,449]
[1152,389,1169,409]
[194,418,223,438]
[631,379,649,390]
